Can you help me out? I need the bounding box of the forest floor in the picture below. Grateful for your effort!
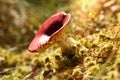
[0,0,120,80]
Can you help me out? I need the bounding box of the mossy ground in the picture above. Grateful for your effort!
[0,0,120,80]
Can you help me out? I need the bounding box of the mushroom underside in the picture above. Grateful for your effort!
[44,21,63,36]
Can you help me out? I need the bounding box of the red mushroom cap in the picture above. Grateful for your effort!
[28,12,71,52]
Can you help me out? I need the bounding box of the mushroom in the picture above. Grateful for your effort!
[28,12,76,52]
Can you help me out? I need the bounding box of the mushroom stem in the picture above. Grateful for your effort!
[57,34,77,51]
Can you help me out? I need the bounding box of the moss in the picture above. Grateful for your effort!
[1,0,120,80]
